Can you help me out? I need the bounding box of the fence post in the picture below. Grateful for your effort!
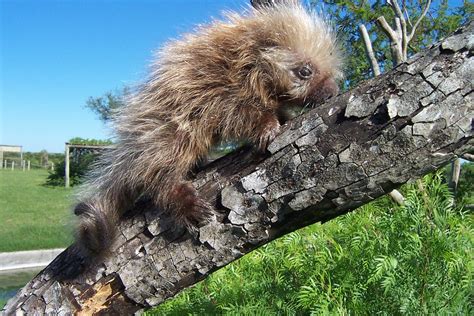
[28,160,31,171]
[51,162,54,171]
[65,144,70,188]
[4,160,6,169]
[23,160,26,171]
[11,161,15,171]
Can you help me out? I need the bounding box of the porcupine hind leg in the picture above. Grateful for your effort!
[166,181,212,231]
[148,129,213,233]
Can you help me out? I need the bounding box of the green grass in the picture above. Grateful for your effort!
[0,169,74,252]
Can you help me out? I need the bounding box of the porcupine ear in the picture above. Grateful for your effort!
[250,0,301,9]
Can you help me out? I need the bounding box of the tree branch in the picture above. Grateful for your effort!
[388,0,404,21]
[461,153,474,161]
[376,16,404,65]
[408,0,432,42]
[359,24,381,76]
[376,15,397,40]
[388,0,408,58]
[403,1,413,28]
[3,20,473,316]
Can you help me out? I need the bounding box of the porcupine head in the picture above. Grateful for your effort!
[73,0,343,261]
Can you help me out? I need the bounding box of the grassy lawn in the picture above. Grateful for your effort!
[0,169,74,252]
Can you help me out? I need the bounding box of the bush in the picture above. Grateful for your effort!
[45,153,97,186]
[45,138,112,186]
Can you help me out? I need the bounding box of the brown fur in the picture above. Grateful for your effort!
[75,2,342,256]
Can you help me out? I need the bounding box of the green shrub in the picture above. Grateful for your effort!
[45,153,97,186]
[68,137,113,146]
[45,138,112,186]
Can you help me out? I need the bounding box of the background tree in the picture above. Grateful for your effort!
[85,86,130,122]
[312,0,472,88]
[39,150,49,167]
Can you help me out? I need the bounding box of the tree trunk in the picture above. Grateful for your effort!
[3,21,473,316]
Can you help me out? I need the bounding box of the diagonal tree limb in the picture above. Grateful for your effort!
[3,20,473,316]
[376,15,397,40]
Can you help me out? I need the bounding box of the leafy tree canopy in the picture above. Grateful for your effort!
[84,87,130,122]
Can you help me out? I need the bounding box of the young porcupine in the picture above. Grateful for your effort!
[75,1,342,256]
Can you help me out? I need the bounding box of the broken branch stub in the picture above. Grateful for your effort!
[3,22,473,315]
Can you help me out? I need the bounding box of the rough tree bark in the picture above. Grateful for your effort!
[4,20,473,316]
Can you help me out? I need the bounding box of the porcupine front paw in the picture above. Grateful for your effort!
[258,119,281,152]
[169,182,212,233]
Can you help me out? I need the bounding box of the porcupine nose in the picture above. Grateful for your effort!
[320,78,339,101]
[310,78,339,106]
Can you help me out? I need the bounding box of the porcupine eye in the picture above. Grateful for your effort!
[297,65,313,79]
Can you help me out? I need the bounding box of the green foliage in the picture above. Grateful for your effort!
[457,162,474,205]
[445,161,474,205]
[148,172,473,314]
[85,87,129,122]
[68,137,113,146]
[45,153,96,187]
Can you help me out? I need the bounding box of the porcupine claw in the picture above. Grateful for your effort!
[258,119,281,152]
[169,182,213,234]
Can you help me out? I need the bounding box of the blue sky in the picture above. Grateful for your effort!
[1,0,249,153]
[0,0,465,153]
